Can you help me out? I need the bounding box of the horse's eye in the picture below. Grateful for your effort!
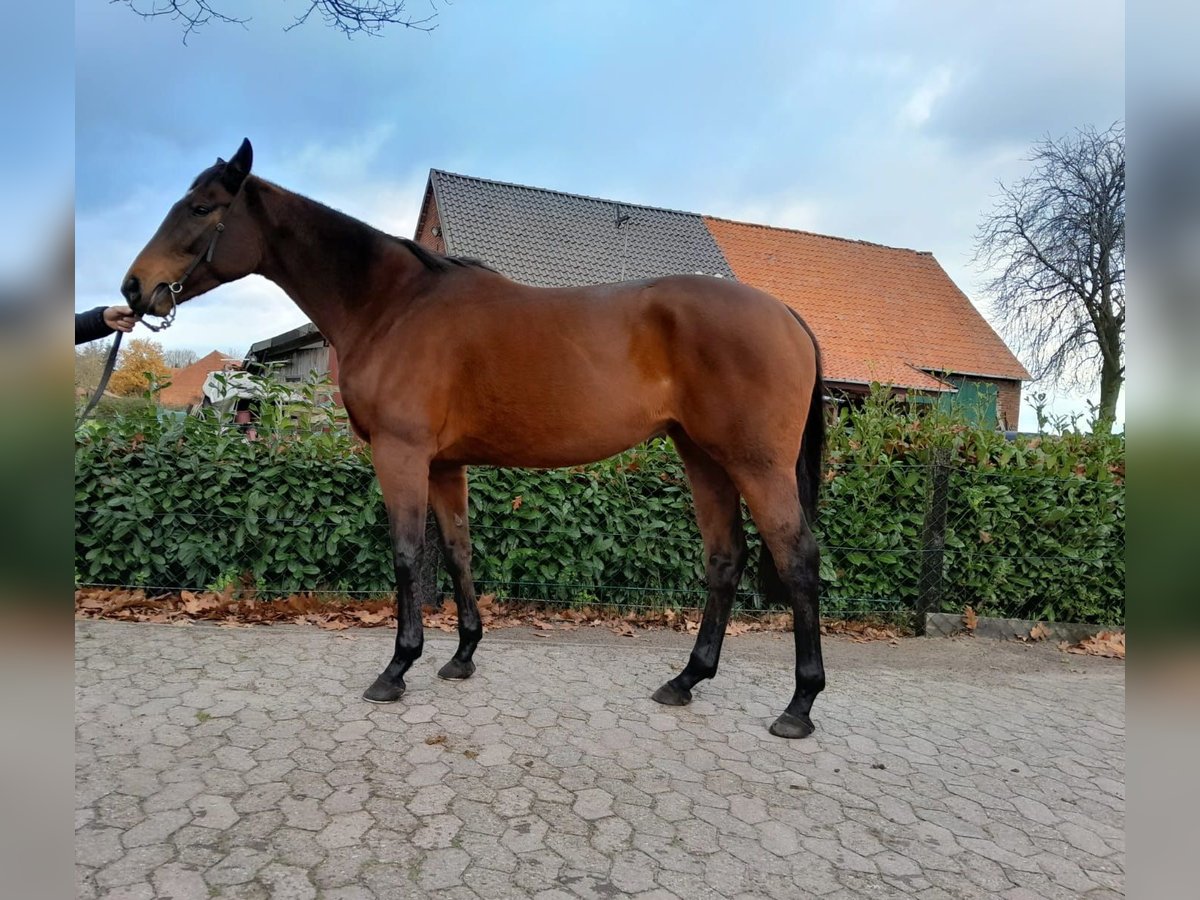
[191,205,213,217]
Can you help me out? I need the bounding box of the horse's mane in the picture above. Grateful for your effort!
[210,171,498,276]
[392,237,497,274]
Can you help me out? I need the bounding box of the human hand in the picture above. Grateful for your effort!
[103,305,138,333]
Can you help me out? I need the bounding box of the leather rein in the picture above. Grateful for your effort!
[75,221,226,427]
[141,222,226,334]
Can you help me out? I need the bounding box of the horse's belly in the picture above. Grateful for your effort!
[439,397,671,468]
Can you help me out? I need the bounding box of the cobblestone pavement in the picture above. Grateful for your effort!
[75,621,1124,899]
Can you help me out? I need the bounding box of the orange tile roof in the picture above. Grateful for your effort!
[158,351,239,408]
[703,217,1030,390]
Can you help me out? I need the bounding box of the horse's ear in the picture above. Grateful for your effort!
[220,139,253,193]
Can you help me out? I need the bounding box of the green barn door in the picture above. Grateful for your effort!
[937,378,998,428]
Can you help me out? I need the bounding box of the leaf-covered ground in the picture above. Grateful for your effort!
[74,587,906,642]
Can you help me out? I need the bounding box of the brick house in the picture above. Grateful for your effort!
[158,350,240,410]
[251,169,1029,427]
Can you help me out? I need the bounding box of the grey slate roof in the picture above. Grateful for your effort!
[428,170,736,288]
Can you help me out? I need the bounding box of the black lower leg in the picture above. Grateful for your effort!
[435,533,482,680]
[437,577,481,681]
[427,467,484,681]
[768,530,824,739]
[364,539,424,703]
[653,546,745,706]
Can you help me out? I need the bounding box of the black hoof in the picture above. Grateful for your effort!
[651,681,693,706]
[437,658,476,680]
[362,674,406,703]
[769,711,815,739]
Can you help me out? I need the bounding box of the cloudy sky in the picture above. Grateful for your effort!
[75,0,1124,426]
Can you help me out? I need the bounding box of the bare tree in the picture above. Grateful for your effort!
[162,348,200,368]
[114,1,438,42]
[975,124,1125,433]
[75,344,111,394]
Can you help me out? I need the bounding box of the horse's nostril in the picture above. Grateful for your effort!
[121,276,141,304]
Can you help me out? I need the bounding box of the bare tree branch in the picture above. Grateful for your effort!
[113,0,246,44]
[286,1,439,37]
[974,123,1125,432]
[114,1,439,41]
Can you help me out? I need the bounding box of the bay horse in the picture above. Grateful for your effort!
[121,139,827,738]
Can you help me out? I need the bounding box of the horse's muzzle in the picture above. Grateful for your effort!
[121,275,142,309]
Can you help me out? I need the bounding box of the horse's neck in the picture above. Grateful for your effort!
[249,178,419,348]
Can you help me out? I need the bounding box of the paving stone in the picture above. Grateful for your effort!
[188,794,238,830]
[150,863,208,900]
[97,884,155,900]
[417,847,471,891]
[74,621,1125,899]
[206,847,271,886]
[119,809,192,848]
[573,787,614,821]
[77,827,125,868]
[95,845,175,889]
[316,811,374,850]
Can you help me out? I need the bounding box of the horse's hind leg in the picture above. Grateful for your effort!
[652,433,747,706]
[428,465,483,680]
[737,467,824,738]
[363,442,430,703]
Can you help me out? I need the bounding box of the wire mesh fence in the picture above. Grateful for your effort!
[74,453,1125,625]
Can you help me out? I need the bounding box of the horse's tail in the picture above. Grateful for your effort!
[759,310,825,604]
[795,314,825,528]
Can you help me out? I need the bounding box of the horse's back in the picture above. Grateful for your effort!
[365,270,818,467]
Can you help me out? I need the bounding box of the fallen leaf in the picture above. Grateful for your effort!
[351,609,390,625]
[1061,630,1125,659]
[424,734,447,746]
[183,593,222,616]
[963,606,978,632]
[102,591,147,614]
[78,592,107,610]
[1029,622,1050,641]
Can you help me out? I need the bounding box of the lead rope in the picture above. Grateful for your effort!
[75,331,123,429]
[75,221,226,427]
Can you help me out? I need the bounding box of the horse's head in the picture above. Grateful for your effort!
[121,138,261,318]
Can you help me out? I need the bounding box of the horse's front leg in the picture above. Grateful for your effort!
[428,464,483,680]
[363,443,430,703]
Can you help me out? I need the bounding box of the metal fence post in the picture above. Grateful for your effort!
[916,449,951,634]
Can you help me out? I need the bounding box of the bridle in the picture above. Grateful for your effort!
[139,221,226,333]
[76,199,233,426]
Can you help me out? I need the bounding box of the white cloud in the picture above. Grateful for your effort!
[900,65,954,128]
[273,127,428,236]
[284,125,399,182]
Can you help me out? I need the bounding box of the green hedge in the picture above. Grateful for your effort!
[75,383,1124,624]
